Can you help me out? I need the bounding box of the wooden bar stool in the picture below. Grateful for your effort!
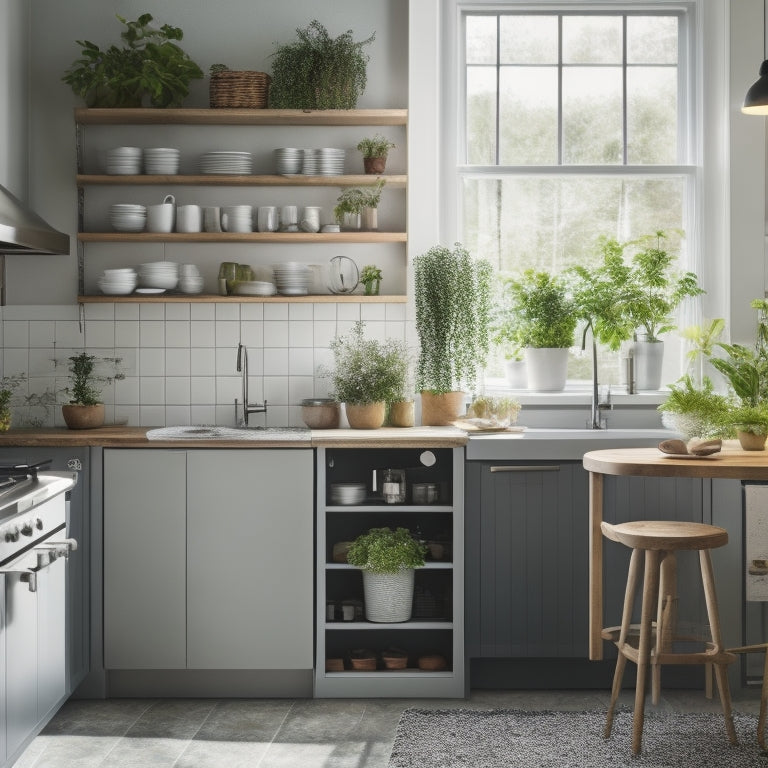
[601,519,738,756]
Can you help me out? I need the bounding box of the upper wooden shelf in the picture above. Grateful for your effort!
[78,231,407,244]
[77,293,407,304]
[74,108,408,126]
[77,174,407,187]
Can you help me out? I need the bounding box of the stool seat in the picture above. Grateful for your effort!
[601,518,737,756]
[601,520,728,551]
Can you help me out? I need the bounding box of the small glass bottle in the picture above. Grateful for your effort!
[382,468,406,504]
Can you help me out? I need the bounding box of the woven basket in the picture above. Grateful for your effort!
[210,71,271,108]
[362,569,414,623]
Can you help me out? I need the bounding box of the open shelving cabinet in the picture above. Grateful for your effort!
[315,446,465,698]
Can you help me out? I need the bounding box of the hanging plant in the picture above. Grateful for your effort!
[268,20,374,109]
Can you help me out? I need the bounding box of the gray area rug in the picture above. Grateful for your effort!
[388,709,767,767]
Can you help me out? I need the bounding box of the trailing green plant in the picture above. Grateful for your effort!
[268,20,374,109]
[356,134,396,158]
[333,180,385,222]
[497,270,578,349]
[414,243,493,394]
[59,352,125,406]
[326,321,408,405]
[347,527,426,573]
[62,13,203,108]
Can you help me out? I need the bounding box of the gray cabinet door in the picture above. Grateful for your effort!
[103,449,187,669]
[466,461,589,658]
[186,449,314,669]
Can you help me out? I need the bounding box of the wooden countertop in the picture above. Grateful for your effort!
[0,426,468,449]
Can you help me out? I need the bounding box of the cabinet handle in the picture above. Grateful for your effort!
[489,465,561,473]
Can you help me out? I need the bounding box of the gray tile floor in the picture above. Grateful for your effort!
[14,688,764,768]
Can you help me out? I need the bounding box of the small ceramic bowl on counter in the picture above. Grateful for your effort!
[301,398,340,429]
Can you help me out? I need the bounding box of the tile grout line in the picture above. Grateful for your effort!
[253,699,299,768]
[169,698,223,768]
[96,698,161,767]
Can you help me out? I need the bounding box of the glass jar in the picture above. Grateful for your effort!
[382,468,406,504]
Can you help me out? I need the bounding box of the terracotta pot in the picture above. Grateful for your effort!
[345,401,386,429]
[738,430,767,451]
[62,403,105,430]
[363,156,387,174]
[389,400,415,427]
[420,391,466,426]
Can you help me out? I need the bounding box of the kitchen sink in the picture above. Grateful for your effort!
[146,425,311,441]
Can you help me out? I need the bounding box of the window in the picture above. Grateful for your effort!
[456,6,697,385]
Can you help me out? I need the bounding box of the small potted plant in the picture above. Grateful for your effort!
[498,269,578,392]
[268,20,375,109]
[414,243,493,424]
[726,403,768,450]
[347,526,427,622]
[0,373,26,432]
[334,180,384,231]
[59,352,124,430]
[359,264,383,296]
[657,375,731,440]
[326,321,408,429]
[356,134,396,174]
[62,13,203,107]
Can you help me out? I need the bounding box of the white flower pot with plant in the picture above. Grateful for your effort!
[346,527,427,622]
[334,180,384,232]
[414,243,492,424]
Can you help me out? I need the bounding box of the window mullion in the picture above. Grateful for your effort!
[557,14,563,166]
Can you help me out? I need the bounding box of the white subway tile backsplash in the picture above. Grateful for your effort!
[115,404,140,426]
[28,321,55,349]
[140,320,165,348]
[115,320,140,348]
[385,321,407,341]
[140,377,165,404]
[240,320,264,348]
[386,303,406,322]
[165,303,190,321]
[337,303,361,321]
[4,305,77,321]
[115,304,139,321]
[289,347,314,376]
[289,320,313,347]
[264,303,288,321]
[216,376,241,405]
[115,377,139,405]
[361,303,386,321]
[190,321,216,348]
[263,321,289,347]
[165,377,191,406]
[216,347,243,376]
[215,304,240,321]
[165,348,191,376]
[288,376,314,405]
[313,303,336,321]
[139,304,164,321]
[267,405,290,427]
[55,321,84,348]
[363,321,386,341]
[165,406,191,426]
[263,376,289,405]
[263,348,289,376]
[215,320,239,348]
[3,349,28,377]
[190,377,216,404]
[83,303,114,321]
[85,320,116,348]
[289,303,313,321]
[139,405,165,426]
[190,303,215,321]
[165,321,191,348]
[313,321,338,348]
[3,321,29,348]
[139,348,165,376]
[191,405,216,425]
[240,304,264,321]
[28,349,56,377]
[190,348,216,376]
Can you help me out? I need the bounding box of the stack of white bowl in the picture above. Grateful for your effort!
[330,483,366,505]
[178,264,204,294]
[199,151,253,175]
[233,280,277,296]
[97,268,137,295]
[272,262,311,296]
[274,148,302,175]
[138,261,179,290]
[317,148,346,175]
[144,147,180,175]
[301,148,319,175]
[106,146,142,175]
[109,203,147,232]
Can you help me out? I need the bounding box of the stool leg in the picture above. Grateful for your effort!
[633,548,660,756]
[759,649,768,750]
[605,548,642,739]
[654,551,677,705]
[699,549,738,746]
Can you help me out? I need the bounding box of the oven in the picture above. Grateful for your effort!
[0,461,77,763]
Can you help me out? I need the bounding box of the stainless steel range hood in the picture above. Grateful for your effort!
[0,183,69,255]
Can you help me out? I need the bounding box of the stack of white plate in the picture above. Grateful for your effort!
[138,261,179,290]
[144,147,180,175]
[199,151,253,175]
[97,268,137,295]
[274,148,302,175]
[301,148,318,175]
[317,148,346,175]
[109,203,147,232]
[272,262,311,296]
[233,280,277,296]
[178,264,204,294]
[330,483,366,505]
[106,146,142,175]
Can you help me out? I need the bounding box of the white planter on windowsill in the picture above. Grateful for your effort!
[524,347,569,392]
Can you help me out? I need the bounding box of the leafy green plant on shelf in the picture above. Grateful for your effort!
[62,13,203,108]
[347,527,426,573]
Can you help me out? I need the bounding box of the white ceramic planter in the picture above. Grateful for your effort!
[632,339,664,391]
[504,359,527,390]
[524,347,569,392]
[362,569,415,622]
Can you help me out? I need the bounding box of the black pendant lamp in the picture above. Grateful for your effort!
[743,60,768,114]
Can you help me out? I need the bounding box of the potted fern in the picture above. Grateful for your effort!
[347,527,427,622]
[414,243,493,424]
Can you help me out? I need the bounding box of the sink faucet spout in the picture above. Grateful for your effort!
[589,338,611,429]
[236,343,267,427]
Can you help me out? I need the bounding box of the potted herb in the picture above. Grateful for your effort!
[268,20,375,109]
[334,180,384,231]
[497,270,578,392]
[658,375,731,440]
[414,243,493,424]
[62,13,203,108]
[59,352,124,430]
[0,373,25,432]
[347,526,427,622]
[327,321,408,429]
[359,264,382,296]
[356,134,396,174]
[726,403,768,450]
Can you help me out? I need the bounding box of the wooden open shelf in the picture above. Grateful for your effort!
[77,174,406,187]
[78,231,407,244]
[77,293,407,304]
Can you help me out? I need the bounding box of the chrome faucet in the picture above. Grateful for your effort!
[588,338,612,429]
[235,343,267,427]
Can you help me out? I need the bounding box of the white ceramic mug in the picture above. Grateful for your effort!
[280,205,298,231]
[300,206,321,233]
[257,205,279,232]
[221,205,253,233]
[203,205,222,233]
[146,194,176,233]
[176,204,202,233]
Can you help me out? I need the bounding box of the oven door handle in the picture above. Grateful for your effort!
[0,538,77,592]
[44,538,78,560]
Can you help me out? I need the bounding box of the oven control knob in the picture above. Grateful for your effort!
[5,527,19,543]
[21,523,34,537]
[35,518,43,530]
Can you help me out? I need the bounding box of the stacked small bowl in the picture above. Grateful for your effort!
[144,147,180,175]
[317,148,345,175]
[109,203,147,232]
[330,483,366,505]
[138,261,179,290]
[274,148,302,175]
[106,146,142,175]
[178,264,204,295]
[97,268,137,295]
[272,262,311,296]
